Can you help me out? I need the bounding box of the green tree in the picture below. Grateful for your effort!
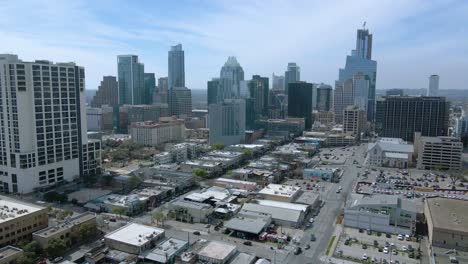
[242,150,253,160]
[101,174,114,186]
[45,238,66,259]
[193,169,208,179]
[152,209,166,226]
[112,206,126,218]
[212,142,225,150]
[127,175,142,190]
[72,224,98,244]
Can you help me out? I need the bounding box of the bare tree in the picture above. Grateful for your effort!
[448,170,465,189]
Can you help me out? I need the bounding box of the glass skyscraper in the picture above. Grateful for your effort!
[335,28,377,121]
[168,44,185,89]
[144,73,156,104]
[117,55,145,105]
[284,62,300,95]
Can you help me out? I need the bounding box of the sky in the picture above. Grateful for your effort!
[1,0,467,91]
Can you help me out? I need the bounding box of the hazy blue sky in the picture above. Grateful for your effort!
[1,0,467,90]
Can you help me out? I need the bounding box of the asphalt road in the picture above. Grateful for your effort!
[285,144,367,264]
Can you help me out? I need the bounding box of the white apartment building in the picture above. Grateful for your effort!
[0,54,101,193]
[130,118,186,146]
[343,105,366,137]
[415,135,463,171]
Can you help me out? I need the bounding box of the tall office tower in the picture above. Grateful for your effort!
[386,89,404,96]
[316,84,333,112]
[168,44,185,89]
[91,76,118,108]
[336,28,377,121]
[169,87,192,117]
[220,56,244,97]
[268,90,287,119]
[428,75,439,96]
[343,106,366,137]
[375,96,449,142]
[144,73,156,104]
[333,78,354,123]
[288,82,313,129]
[272,73,285,91]
[209,99,246,145]
[284,63,300,94]
[117,55,145,105]
[251,75,269,116]
[0,54,101,193]
[207,78,220,105]
[154,77,168,104]
[353,72,370,112]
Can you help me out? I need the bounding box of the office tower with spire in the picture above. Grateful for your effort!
[334,27,377,121]
[117,55,145,105]
[220,56,244,97]
[284,63,300,94]
[0,54,101,193]
[168,44,185,89]
[91,76,119,108]
[428,75,439,96]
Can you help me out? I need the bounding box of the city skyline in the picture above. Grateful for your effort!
[1,1,467,91]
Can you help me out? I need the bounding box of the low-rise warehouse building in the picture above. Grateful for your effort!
[344,194,418,235]
[303,168,339,182]
[104,223,165,255]
[242,200,308,228]
[33,212,96,248]
[425,197,468,250]
[258,184,301,202]
[0,246,23,264]
[168,199,214,223]
[197,241,237,264]
[140,237,188,263]
[224,211,272,239]
[213,178,257,191]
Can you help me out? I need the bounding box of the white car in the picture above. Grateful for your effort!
[402,245,408,251]
[398,234,404,240]
[362,254,368,260]
[383,247,389,254]
[309,218,314,223]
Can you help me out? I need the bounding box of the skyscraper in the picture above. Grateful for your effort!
[117,55,145,105]
[343,106,366,137]
[207,78,221,105]
[316,84,333,112]
[169,87,192,117]
[251,75,269,116]
[91,76,119,108]
[353,72,370,113]
[168,44,185,89]
[284,63,300,94]
[288,82,313,129]
[428,75,439,96]
[272,73,285,91]
[153,77,168,104]
[220,56,244,97]
[209,99,246,145]
[0,54,101,193]
[333,78,354,123]
[335,28,377,121]
[144,73,156,105]
[375,96,449,142]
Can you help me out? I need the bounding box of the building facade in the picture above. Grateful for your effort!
[343,106,366,137]
[288,82,313,129]
[316,84,332,112]
[169,87,192,118]
[428,74,439,96]
[130,118,186,146]
[284,63,300,95]
[168,44,185,89]
[143,73,155,105]
[375,96,449,142]
[117,55,145,105]
[90,76,118,108]
[0,54,101,193]
[208,99,246,146]
[415,135,463,171]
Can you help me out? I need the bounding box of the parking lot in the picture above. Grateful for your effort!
[334,227,421,263]
[284,178,334,194]
[313,146,357,165]
[356,167,468,201]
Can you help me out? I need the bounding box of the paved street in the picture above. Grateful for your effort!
[283,144,368,264]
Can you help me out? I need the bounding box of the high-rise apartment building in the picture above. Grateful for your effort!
[336,28,377,121]
[168,44,185,89]
[288,82,313,129]
[428,75,439,96]
[343,106,366,137]
[0,54,101,193]
[250,75,269,116]
[376,96,449,142]
[316,84,333,112]
[117,55,145,105]
[284,63,300,95]
[169,87,192,117]
[144,73,156,105]
[208,99,246,146]
[90,76,118,108]
[272,73,285,91]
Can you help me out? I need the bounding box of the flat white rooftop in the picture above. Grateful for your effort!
[259,184,300,198]
[0,197,44,223]
[105,223,164,247]
[198,241,236,260]
[216,178,257,186]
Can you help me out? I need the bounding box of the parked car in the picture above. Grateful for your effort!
[243,241,252,246]
[193,231,201,235]
[294,247,302,255]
